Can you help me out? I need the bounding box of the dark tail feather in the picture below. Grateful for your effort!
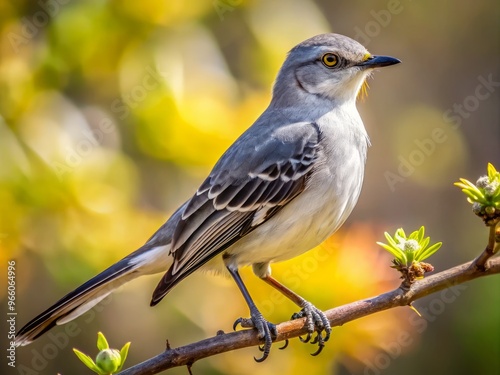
[14,210,177,347]
[15,258,137,346]
[150,266,185,307]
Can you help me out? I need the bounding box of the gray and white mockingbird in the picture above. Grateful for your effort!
[15,33,400,361]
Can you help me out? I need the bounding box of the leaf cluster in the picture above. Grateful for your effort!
[455,163,500,225]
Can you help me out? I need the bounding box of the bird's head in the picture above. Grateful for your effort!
[272,33,400,105]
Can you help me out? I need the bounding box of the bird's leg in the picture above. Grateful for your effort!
[227,267,277,362]
[259,274,331,355]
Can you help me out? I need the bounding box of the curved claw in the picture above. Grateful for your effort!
[310,333,320,345]
[299,332,312,343]
[291,312,302,320]
[254,353,268,363]
[309,330,325,356]
[292,301,332,356]
[323,327,331,343]
[310,342,325,356]
[235,312,276,362]
[233,317,243,331]
[312,330,324,345]
[254,324,272,363]
[317,313,331,343]
[279,339,289,350]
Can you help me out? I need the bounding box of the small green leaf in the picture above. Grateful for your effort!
[454,182,467,190]
[117,342,131,372]
[73,349,103,374]
[461,189,481,201]
[419,236,430,252]
[487,163,498,179]
[417,242,442,260]
[376,242,404,260]
[384,232,400,249]
[417,226,425,242]
[97,332,109,351]
[460,178,479,190]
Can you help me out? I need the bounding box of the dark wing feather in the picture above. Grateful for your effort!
[150,122,322,305]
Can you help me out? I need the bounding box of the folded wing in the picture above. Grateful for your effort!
[151,122,322,305]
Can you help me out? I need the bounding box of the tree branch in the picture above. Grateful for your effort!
[119,255,500,375]
[474,224,500,270]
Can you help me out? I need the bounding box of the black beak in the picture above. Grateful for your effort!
[357,55,401,68]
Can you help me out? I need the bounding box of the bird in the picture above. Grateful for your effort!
[15,33,400,361]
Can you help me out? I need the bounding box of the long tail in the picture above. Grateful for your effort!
[14,244,172,346]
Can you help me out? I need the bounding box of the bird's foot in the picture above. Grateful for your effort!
[291,301,331,356]
[233,310,279,362]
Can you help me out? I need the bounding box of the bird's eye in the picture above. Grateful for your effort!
[321,53,339,68]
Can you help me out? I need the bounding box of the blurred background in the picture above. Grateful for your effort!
[1,0,499,374]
